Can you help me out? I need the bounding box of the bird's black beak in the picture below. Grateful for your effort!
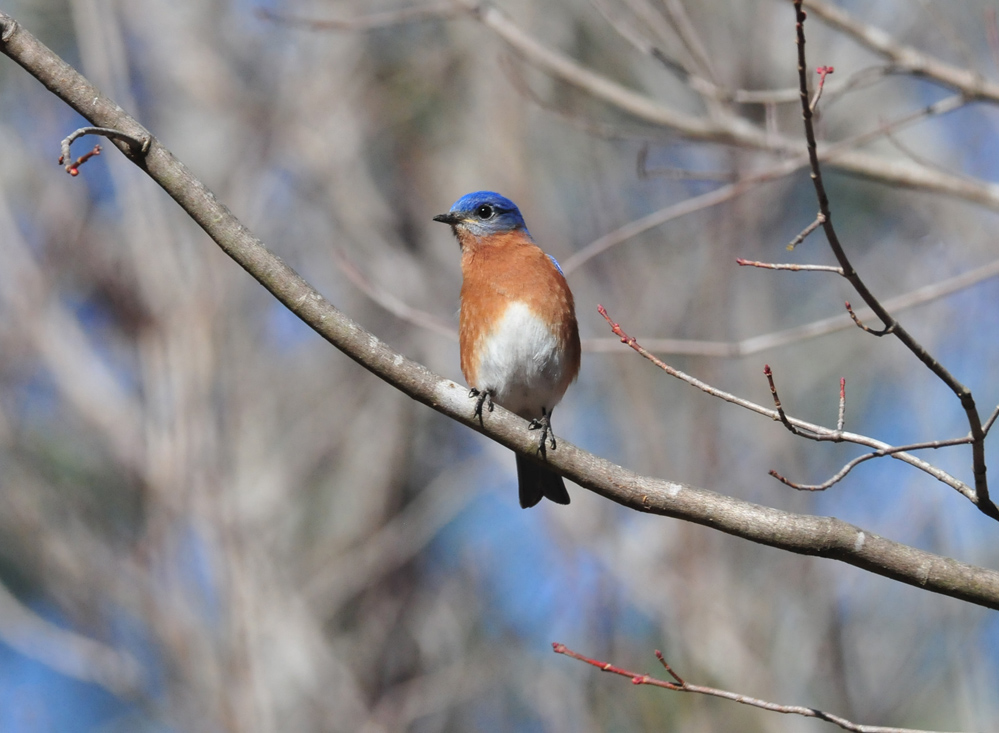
[433,212,460,225]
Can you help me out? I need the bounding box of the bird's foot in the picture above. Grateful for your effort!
[469,388,494,422]
[528,407,556,456]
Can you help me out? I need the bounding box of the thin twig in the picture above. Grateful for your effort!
[983,405,999,436]
[501,55,670,142]
[764,365,806,437]
[0,580,143,696]
[810,65,835,111]
[58,143,101,176]
[736,259,842,274]
[845,301,894,336]
[552,643,959,733]
[561,163,800,274]
[773,436,972,492]
[58,126,149,175]
[787,214,826,250]
[597,305,976,502]
[837,377,846,432]
[882,125,981,186]
[659,0,717,83]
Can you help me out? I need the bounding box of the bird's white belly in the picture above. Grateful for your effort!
[476,301,568,419]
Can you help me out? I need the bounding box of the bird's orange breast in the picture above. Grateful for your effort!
[458,230,580,393]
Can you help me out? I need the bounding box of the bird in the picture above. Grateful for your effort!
[434,191,580,508]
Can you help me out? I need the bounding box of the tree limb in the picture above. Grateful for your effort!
[2,10,998,610]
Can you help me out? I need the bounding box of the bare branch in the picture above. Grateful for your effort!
[838,377,846,432]
[736,258,842,274]
[659,0,718,83]
[58,125,148,175]
[802,0,999,104]
[787,213,826,250]
[792,0,997,521]
[774,437,973,492]
[984,405,999,436]
[764,364,808,438]
[553,643,963,733]
[4,8,999,608]
[596,304,978,503]
[810,65,835,112]
[721,64,893,106]
[882,125,982,185]
[460,0,999,208]
[501,54,670,142]
[845,300,894,336]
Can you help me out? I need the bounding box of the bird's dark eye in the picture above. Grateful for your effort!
[475,204,495,219]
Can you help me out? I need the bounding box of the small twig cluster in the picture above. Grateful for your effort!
[58,143,101,176]
[58,126,149,175]
[597,305,978,500]
[596,4,999,521]
[552,642,958,733]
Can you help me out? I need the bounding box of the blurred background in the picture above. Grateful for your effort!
[1,0,998,730]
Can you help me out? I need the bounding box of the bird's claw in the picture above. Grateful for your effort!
[528,408,557,455]
[470,388,494,421]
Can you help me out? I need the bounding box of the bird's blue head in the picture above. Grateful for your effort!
[433,191,530,238]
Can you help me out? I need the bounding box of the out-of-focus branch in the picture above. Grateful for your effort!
[802,0,999,104]
[302,461,478,613]
[0,182,144,472]
[255,3,462,31]
[552,643,962,733]
[265,1,999,205]
[792,2,997,521]
[457,0,999,209]
[334,251,457,341]
[563,91,966,273]
[4,10,999,609]
[0,575,142,697]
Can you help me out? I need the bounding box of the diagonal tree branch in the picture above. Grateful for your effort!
[2,10,998,610]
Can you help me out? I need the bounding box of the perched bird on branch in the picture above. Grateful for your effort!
[434,191,580,508]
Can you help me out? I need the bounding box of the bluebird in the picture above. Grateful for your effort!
[434,191,581,508]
